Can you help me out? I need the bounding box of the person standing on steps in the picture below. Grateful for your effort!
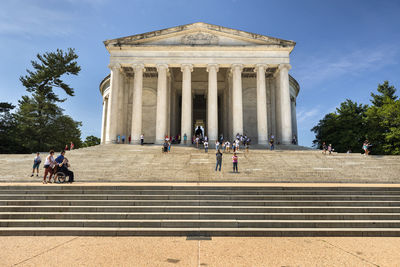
[122,135,126,144]
[70,141,74,150]
[322,142,327,155]
[140,134,144,145]
[183,133,187,144]
[215,149,222,171]
[204,140,209,153]
[232,152,238,173]
[31,152,41,177]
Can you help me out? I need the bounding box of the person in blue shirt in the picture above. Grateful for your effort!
[55,151,65,164]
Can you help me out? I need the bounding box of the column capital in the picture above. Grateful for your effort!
[181,64,193,72]
[254,64,269,72]
[206,63,219,72]
[231,64,244,72]
[108,63,121,71]
[278,64,291,71]
[156,64,169,71]
[130,63,145,73]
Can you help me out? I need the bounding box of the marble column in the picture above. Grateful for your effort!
[278,64,292,144]
[116,73,125,139]
[207,64,219,142]
[155,64,168,144]
[255,64,268,144]
[131,63,144,144]
[105,63,120,144]
[231,64,243,137]
[100,97,108,144]
[181,64,193,143]
[291,97,298,144]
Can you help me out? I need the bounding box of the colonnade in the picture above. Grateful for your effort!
[102,63,293,145]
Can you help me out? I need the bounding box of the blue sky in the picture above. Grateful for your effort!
[1,0,399,147]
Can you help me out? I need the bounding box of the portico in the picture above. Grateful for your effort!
[99,22,299,145]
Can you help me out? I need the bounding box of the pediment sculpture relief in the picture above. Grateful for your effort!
[181,32,219,45]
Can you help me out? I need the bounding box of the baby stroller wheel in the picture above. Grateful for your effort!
[56,172,66,183]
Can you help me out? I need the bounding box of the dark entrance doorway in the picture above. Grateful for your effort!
[193,94,206,137]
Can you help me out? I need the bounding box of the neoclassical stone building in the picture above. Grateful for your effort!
[99,22,299,145]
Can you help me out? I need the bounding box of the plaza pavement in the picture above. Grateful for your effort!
[1,235,399,266]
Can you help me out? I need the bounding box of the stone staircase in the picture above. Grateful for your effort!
[1,184,400,236]
[1,144,400,183]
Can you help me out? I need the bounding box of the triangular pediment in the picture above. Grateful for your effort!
[104,22,295,48]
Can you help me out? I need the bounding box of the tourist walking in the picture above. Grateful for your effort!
[322,142,327,155]
[235,138,240,151]
[122,135,126,144]
[162,141,169,153]
[43,150,56,184]
[204,140,209,153]
[183,133,187,144]
[31,152,41,177]
[232,152,238,173]
[328,144,333,155]
[215,149,223,171]
[363,140,370,156]
[215,140,220,151]
[140,134,144,145]
[269,138,275,150]
[128,135,131,144]
[225,141,230,153]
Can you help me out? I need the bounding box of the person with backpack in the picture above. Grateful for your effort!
[215,149,223,171]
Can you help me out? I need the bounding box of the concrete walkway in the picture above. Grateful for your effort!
[1,236,399,266]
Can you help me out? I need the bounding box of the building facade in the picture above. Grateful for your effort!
[99,22,300,145]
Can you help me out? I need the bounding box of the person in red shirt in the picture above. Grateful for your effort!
[64,144,68,151]
[70,141,74,150]
[232,153,238,173]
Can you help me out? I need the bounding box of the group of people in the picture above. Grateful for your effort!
[321,140,372,155]
[193,132,251,154]
[215,149,239,173]
[64,141,75,151]
[321,142,334,155]
[31,150,74,184]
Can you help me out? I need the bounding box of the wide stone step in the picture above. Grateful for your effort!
[2,219,400,228]
[1,212,400,220]
[1,227,400,236]
[2,189,400,196]
[2,200,400,207]
[2,186,400,191]
[2,206,400,213]
[2,194,400,201]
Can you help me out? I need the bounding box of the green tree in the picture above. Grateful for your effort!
[370,81,397,107]
[0,102,21,153]
[312,99,368,153]
[14,48,82,153]
[82,135,101,147]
